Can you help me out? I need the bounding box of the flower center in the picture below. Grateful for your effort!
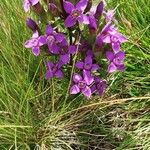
[84,63,91,70]
[78,81,86,89]
[47,35,55,43]
[97,83,102,89]
[111,36,118,42]
[51,66,57,73]
[113,57,121,65]
[32,39,38,47]
[72,10,80,18]
[61,47,68,54]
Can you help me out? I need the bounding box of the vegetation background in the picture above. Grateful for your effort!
[0,0,150,149]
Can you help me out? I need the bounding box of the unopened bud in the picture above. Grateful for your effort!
[95,1,104,19]
[26,18,38,32]
[48,3,58,16]
[32,2,44,14]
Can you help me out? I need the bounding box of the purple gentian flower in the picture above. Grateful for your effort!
[96,23,127,52]
[63,0,89,27]
[43,25,65,54]
[26,18,38,32]
[104,9,115,22]
[88,0,104,31]
[102,28,127,52]
[106,51,125,73]
[23,0,39,12]
[91,77,106,96]
[45,61,63,79]
[48,3,59,17]
[24,31,46,56]
[70,70,94,98]
[88,12,97,32]
[76,55,99,72]
[58,41,77,64]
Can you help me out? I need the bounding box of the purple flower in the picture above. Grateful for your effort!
[63,0,89,27]
[96,23,127,52]
[48,3,59,16]
[91,77,106,96]
[24,31,46,56]
[23,0,39,12]
[70,70,94,98]
[58,42,77,64]
[88,12,97,32]
[26,18,38,32]
[45,61,63,79]
[104,9,115,22]
[95,0,104,19]
[43,25,65,54]
[106,51,125,73]
[76,55,99,72]
[87,1,104,32]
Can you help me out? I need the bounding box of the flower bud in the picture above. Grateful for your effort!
[26,18,38,32]
[95,1,104,19]
[32,2,44,14]
[48,3,59,16]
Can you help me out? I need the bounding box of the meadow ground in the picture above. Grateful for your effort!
[0,0,150,149]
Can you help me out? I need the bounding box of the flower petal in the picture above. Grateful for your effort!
[73,74,82,83]
[60,54,70,64]
[88,14,97,30]
[112,42,120,53]
[64,15,76,28]
[55,70,63,78]
[68,45,77,54]
[30,0,39,6]
[106,51,114,61]
[49,43,60,54]
[85,55,92,65]
[70,85,80,94]
[63,1,74,14]
[108,62,117,73]
[46,25,54,35]
[78,14,89,24]
[75,61,84,69]
[55,33,65,42]
[96,34,103,47]
[45,71,53,79]
[102,35,111,43]
[97,80,106,96]
[38,36,47,46]
[117,64,125,71]
[76,0,88,12]
[83,70,94,85]
[118,34,127,43]
[23,0,30,12]
[82,86,92,98]
[91,64,100,71]
[32,30,39,38]
[116,51,125,60]
[46,61,54,69]
[105,9,115,22]
[24,39,34,48]
[32,47,40,56]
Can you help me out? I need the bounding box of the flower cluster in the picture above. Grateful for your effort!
[24,0,127,98]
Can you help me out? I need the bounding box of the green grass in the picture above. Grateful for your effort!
[0,0,150,149]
